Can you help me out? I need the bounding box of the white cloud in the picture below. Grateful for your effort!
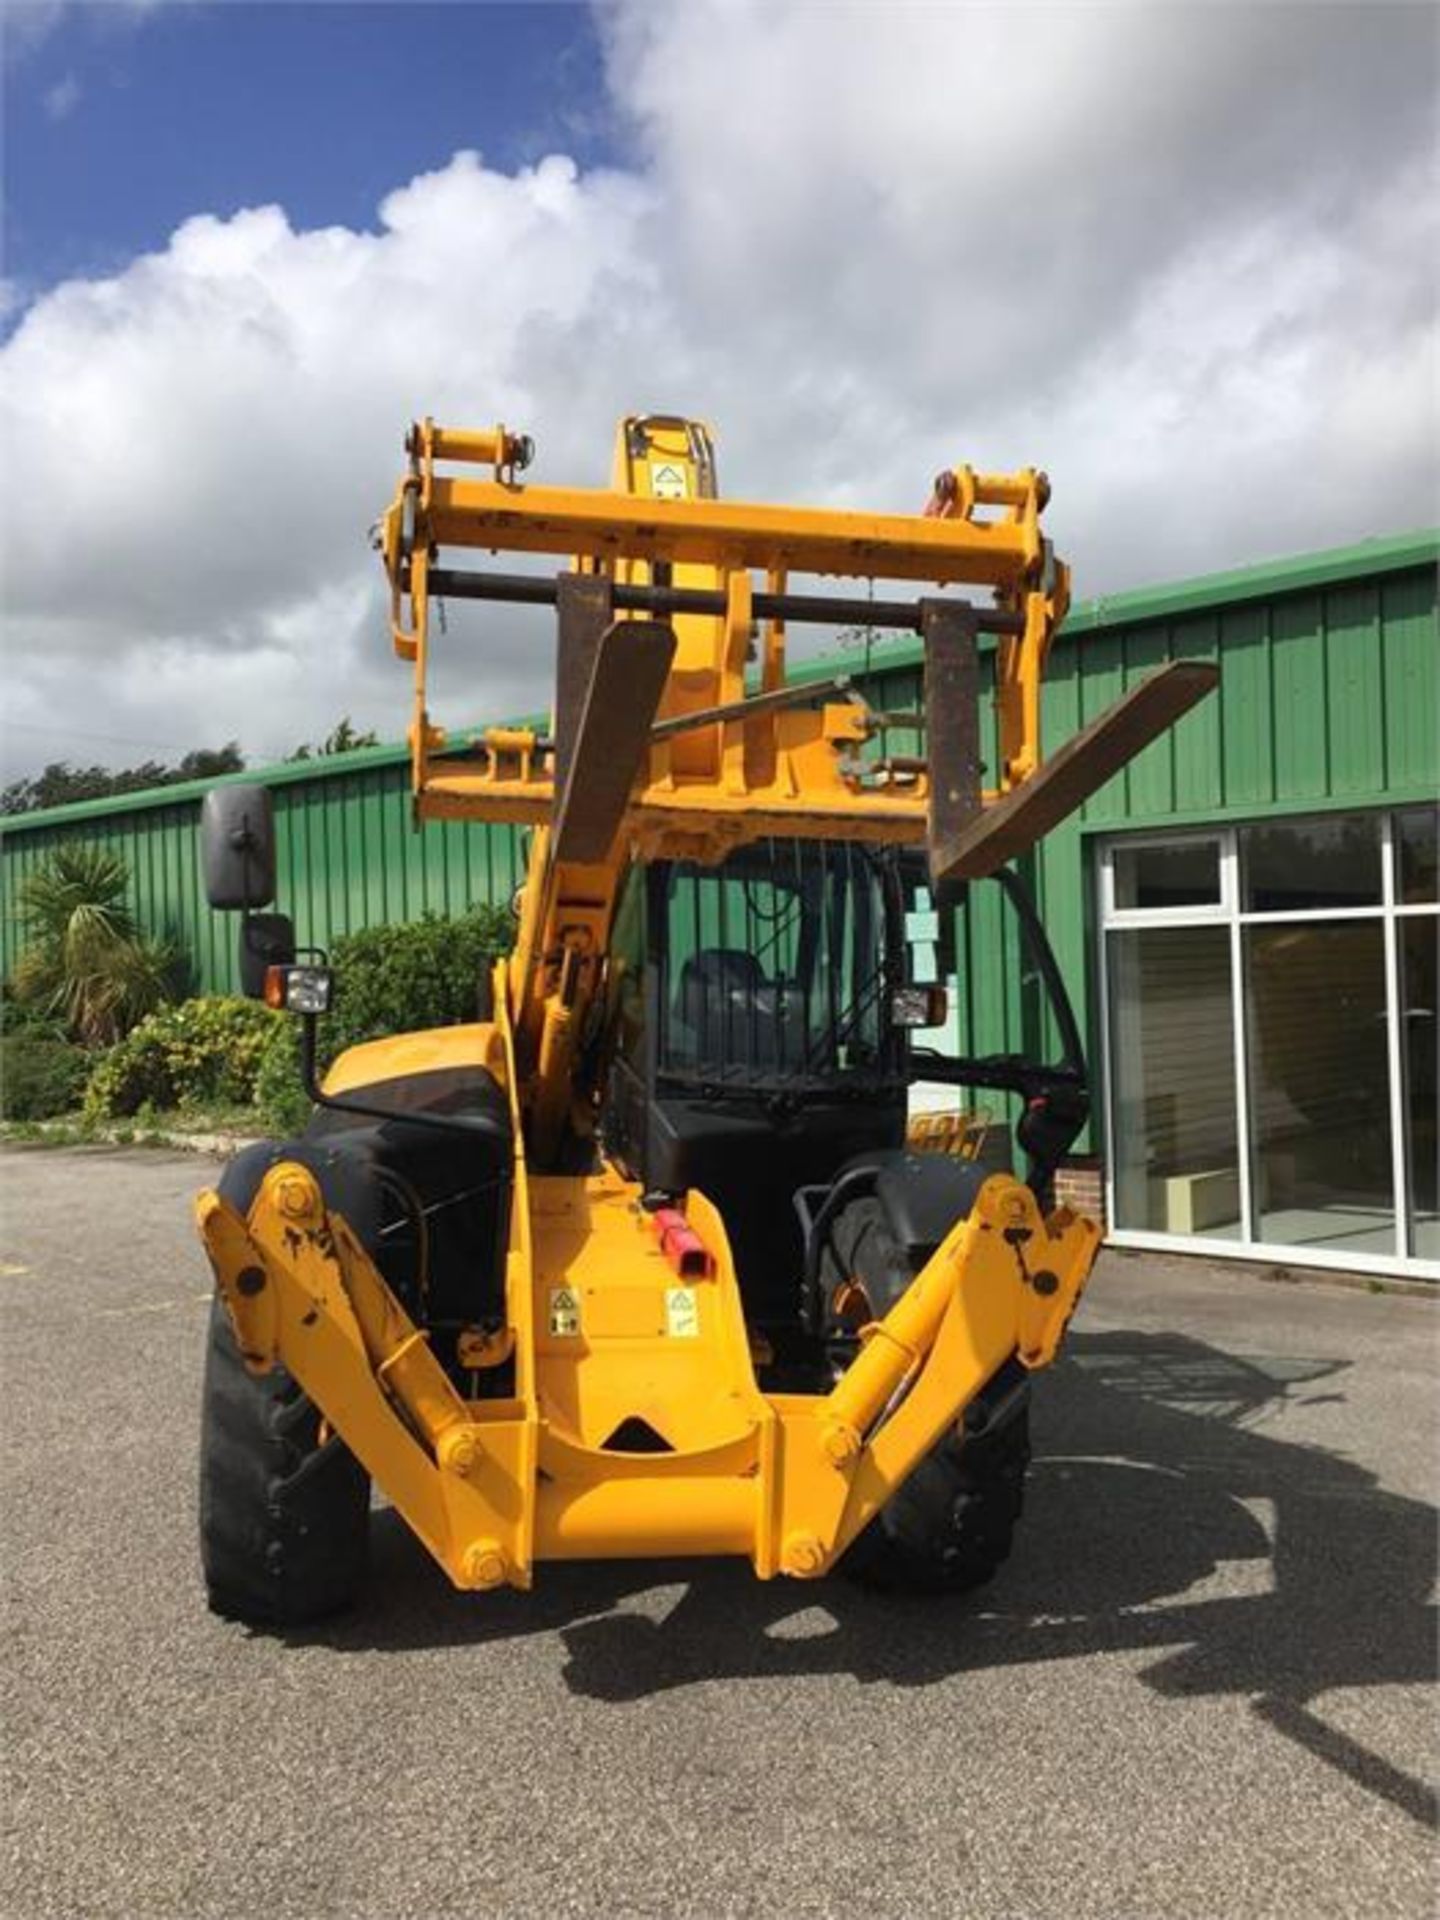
[41,67,78,116]
[2,1,1436,781]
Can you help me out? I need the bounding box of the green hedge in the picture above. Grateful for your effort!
[0,1034,90,1120]
[77,907,514,1133]
[1,994,67,1044]
[255,905,514,1134]
[84,997,282,1119]
[320,906,513,1056]
[252,1020,313,1136]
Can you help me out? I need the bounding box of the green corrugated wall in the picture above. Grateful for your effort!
[4,536,1436,1082]
[0,764,526,997]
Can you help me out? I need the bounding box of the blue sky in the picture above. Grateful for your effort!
[4,1,617,301]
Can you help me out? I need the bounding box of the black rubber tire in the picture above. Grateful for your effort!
[823,1191,1032,1594]
[198,1297,370,1626]
[840,1394,1030,1593]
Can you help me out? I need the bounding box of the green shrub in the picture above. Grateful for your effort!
[254,906,513,1134]
[83,997,283,1119]
[0,1035,89,1120]
[1,991,67,1044]
[321,907,512,1058]
[253,1018,310,1136]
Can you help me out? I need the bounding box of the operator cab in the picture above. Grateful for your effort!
[597,837,1088,1353]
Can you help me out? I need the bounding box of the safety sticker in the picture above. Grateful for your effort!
[651,463,688,501]
[549,1285,581,1337]
[665,1286,700,1339]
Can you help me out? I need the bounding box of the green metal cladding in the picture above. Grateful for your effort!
[4,533,1436,1079]
[0,765,526,998]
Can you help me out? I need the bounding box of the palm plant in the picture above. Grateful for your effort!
[10,843,182,1046]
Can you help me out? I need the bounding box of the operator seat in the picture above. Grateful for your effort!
[674,948,806,1071]
[677,947,764,1016]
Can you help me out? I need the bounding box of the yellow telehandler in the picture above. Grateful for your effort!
[194,416,1215,1620]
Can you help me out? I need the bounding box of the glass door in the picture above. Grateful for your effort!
[1108,922,1242,1237]
[1103,834,1243,1240]
[1238,816,1395,1257]
[1243,920,1394,1256]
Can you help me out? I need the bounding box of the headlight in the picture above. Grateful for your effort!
[890,985,949,1029]
[264,964,334,1016]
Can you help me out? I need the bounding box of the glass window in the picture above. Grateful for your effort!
[1397,806,1439,906]
[1102,810,1440,1271]
[1401,916,1439,1260]
[607,867,647,1074]
[1107,925,1241,1238]
[1244,922,1394,1256]
[1241,813,1382,912]
[1113,838,1221,911]
[659,839,891,1085]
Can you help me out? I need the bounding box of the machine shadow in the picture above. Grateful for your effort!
[295,1328,1438,1827]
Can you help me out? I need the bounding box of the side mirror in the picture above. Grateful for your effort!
[201,784,277,910]
[238,913,296,999]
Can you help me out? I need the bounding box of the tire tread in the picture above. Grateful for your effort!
[825,1189,1033,1595]
[199,1298,369,1626]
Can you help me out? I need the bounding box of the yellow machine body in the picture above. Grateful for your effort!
[196,412,1213,1593]
[197,1011,1098,1592]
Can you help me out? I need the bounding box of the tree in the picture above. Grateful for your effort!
[286,717,380,762]
[0,743,244,816]
[9,844,183,1047]
[174,745,247,782]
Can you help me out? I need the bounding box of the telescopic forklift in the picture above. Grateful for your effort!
[194,416,1216,1621]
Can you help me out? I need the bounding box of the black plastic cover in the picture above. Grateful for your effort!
[218,1065,514,1381]
[306,1063,512,1144]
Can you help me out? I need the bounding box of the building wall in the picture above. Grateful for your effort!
[1030,543,1437,1157]
[4,537,1436,1082]
[0,760,527,997]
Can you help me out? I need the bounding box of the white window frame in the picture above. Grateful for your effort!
[1100,828,1231,927]
[1097,806,1440,1281]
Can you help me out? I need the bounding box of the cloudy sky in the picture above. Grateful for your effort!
[1,0,1436,783]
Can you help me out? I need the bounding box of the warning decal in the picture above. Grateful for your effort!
[651,463,688,501]
[665,1286,700,1339]
[549,1286,581,1337]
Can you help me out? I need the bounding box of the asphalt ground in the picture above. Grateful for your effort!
[1,1145,1436,1920]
